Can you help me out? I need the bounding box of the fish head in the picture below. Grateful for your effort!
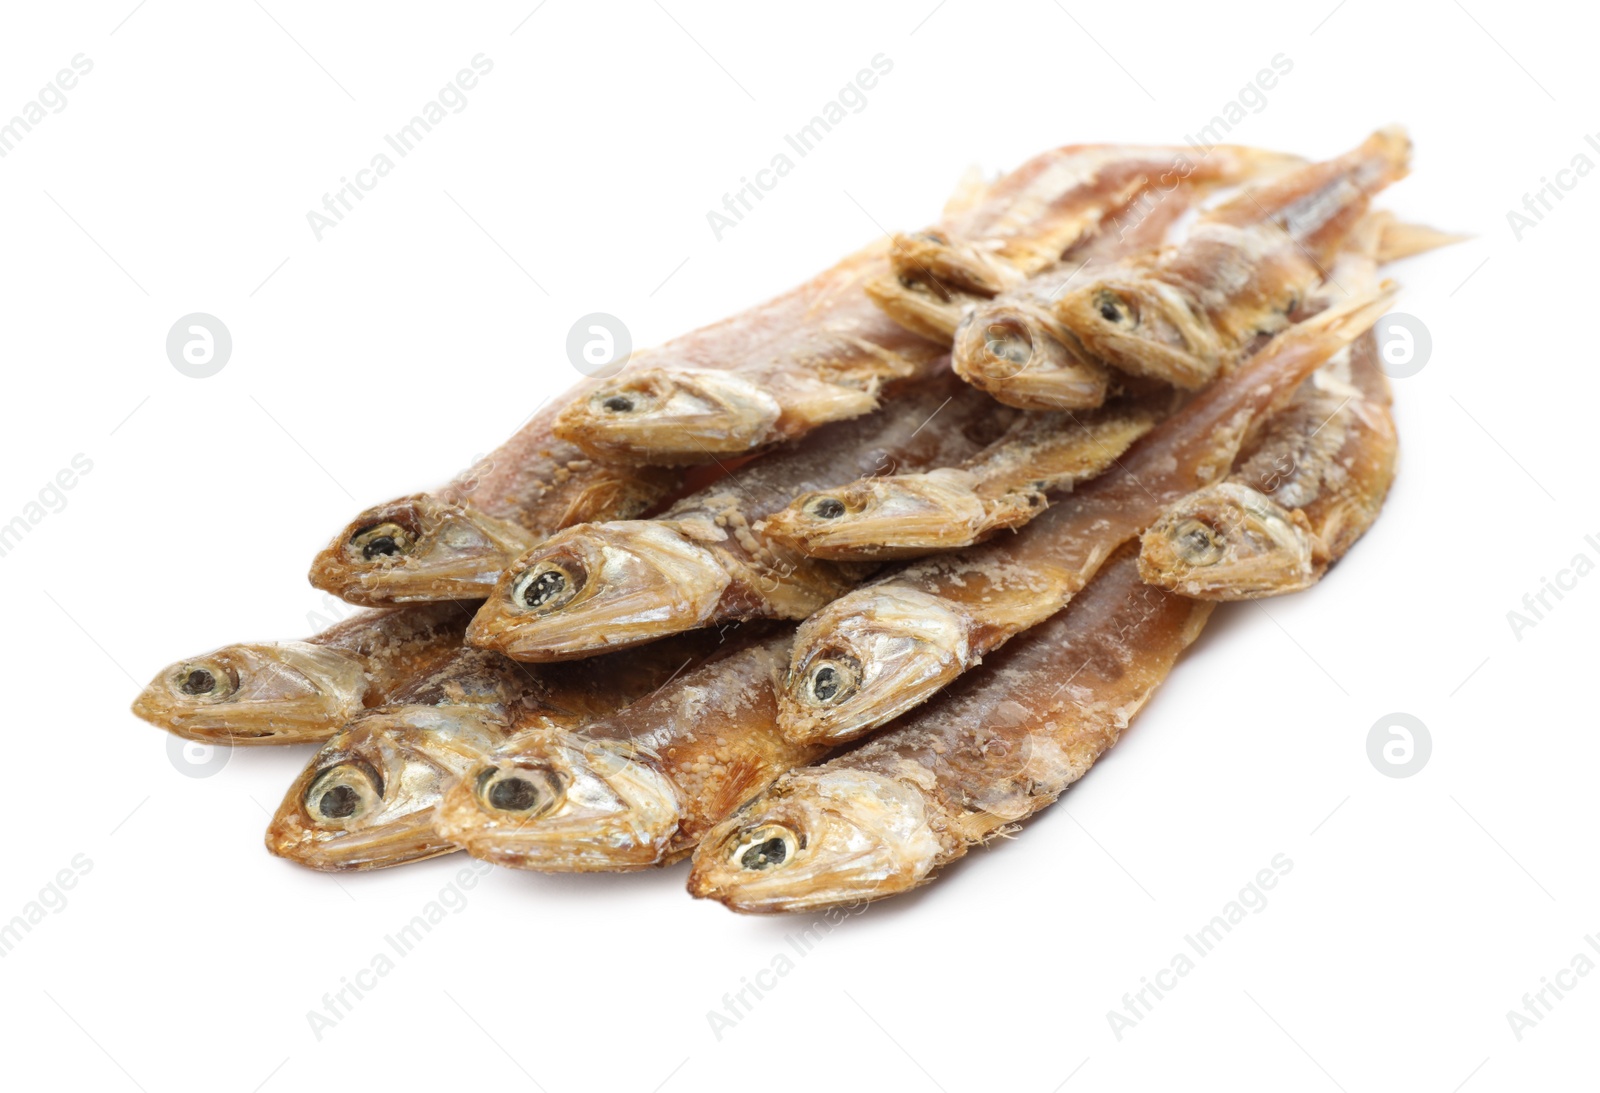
[131,641,369,745]
[308,494,538,605]
[779,588,973,744]
[1138,481,1317,599]
[1056,272,1219,388]
[467,521,728,661]
[265,705,505,871]
[553,368,782,464]
[434,727,680,871]
[688,769,941,912]
[952,306,1110,411]
[761,470,992,560]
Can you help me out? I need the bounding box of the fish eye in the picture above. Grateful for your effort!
[512,563,582,612]
[1173,519,1225,566]
[173,662,236,701]
[601,395,636,413]
[475,767,564,817]
[804,654,861,706]
[731,825,799,871]
[807,496,847,520]
[350,522,414,562]
[984,320,1033,366]
[305,762,384,827]
[1096,291,1133,325]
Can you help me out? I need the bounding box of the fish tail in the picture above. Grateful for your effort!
[1376,217,1471,264]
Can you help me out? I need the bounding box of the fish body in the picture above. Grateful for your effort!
[689,548,1211,913]
[948,167,1213,410]
[552,241,947,465]
[777,286,1395,745]
[468,367,1016,661]
[308,401,678,606]
[130,602,473,745]
[436,629,825,871]
[1051,128,1410,389]
[869,143,1303,343]
[762,396,1166,560]
[1139,328,1395,598]
[265,629,731,871]
[553,146,1287,467]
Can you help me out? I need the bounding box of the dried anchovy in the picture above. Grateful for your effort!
[1050,127,1409,389]
[308,399,678,607]
[467,367,1014,662]
[777,286,1393,747]
[436,628,826,872]
[688,548,1211,913]
[131,602,474,745]
[264,628,731,871]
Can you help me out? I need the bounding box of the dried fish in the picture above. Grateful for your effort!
[778,286,1394,746]
[868,143,1300,342]
[761,395,1167,560]
[468,367,1014,661]
[689,548,1210,913]
[307,402,678,606]
[549,146,1277,466]
[1139,327,1394,598]
[436,628,826,871]
[130,602,472,746]
[265,631,728,871]
[1051,127,1410,389]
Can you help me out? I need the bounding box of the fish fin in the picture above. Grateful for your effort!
[705,754,774,822]
[941,165,989,218]
[1377,219,1471,263]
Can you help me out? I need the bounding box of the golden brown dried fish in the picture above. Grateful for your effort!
[265,631,729,871]
[761,395,1167,561]
[1139,328,1395,598]
[1052,127,1410,389]
[1137,209,1442,598]
[868,143,1300,343]
[307,405,678,607]
[130,602,472,745]
[550,146,1278,467]
[777,286,1394,746]
[436,629,826,871]
[689,547,1210,913]
[467,367,1014,662]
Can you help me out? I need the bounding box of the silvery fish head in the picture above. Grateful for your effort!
[1055,270,1220,389]
[1138,481,1318,600]
[466,521,729,661]
[762,469,998,561]
[554,367,782,464]
[779,587,973,745]
[688,769,942,913]
[265,706,505,871]
[131,641,369,745]
[952,305,1110,411]
[435,728,680,871]
[308,494,538,606]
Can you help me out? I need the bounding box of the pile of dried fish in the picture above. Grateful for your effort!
[133,129,1453,913]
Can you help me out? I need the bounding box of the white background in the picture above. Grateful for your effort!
[0,1,1591,1090]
